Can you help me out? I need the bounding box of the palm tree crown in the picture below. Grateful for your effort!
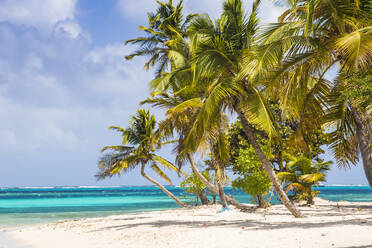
[125,0,197,77]
[98,109,179,183]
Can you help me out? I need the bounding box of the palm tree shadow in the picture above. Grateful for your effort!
[90,212,372,233]
[89,201,372,234]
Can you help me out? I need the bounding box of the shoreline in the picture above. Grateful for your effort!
[2,198,372,248]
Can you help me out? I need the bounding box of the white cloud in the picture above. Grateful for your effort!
[0,21,152,158]
[116,0,157,22]
[82,43,149,98]
[0,0,77,34]
[184,0,224,19]
[54,20,83,39]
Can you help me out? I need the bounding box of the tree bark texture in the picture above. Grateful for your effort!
[351,107,372,188]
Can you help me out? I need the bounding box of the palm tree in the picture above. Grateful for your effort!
[143,84,258,209]
[127,0,303,216]
[142,93,240,208]
[125,0,236,209]
[96,109,188,208]
[326,72,372,186]
[265,0,372,186]
[185,0,303,217]
[278,155,332,205]
[125,0,196,78]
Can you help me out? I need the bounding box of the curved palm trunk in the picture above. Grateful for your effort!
[351,107,372,188]
[235,107,303,218]
[188,154,210,205]
[141,162,188,208]
[187,153,249,209]
[188,153,218,192]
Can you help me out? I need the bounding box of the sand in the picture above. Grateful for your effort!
[1,198,372,248]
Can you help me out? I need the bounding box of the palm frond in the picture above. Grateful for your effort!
[151,162,173,185]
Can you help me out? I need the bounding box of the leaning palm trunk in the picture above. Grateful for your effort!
[187,154,250,210]
[187,154,219,193]
[235,106,304,218]
[141,162,189,208]
[351,107,372,188]
[188,155,210,205]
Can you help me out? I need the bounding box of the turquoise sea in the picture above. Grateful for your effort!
[0,186,371,227]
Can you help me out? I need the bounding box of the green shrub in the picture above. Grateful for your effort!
[232,147,272,207]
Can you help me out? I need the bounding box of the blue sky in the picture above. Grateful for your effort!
[0,0,368,187]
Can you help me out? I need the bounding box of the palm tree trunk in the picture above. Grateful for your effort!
[257,195,266,208]
[217,168,227,208]
[351,106,372,188]
[140,162,189,208]
[235,106,304,218]
[212,192,217,204]
[198,191,210,205]
[187,153,250,209]
[188,154,210,205]
[187,153,219,193]
[307,192,314,205]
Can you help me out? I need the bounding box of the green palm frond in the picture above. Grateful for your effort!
[96,153,140,180]
[285,182,307,193]
[124,0,197,77]
[277,171,297,183]
[152,162,173,185]
[155,156,187,177]
[239,86,278,138]
[315,161,333,172]
[166,97,202,116]
[108,126,127,133]
[325,87,359,168]
[335,27,372,72]
[100,145,134,153]
[300,172,325,183]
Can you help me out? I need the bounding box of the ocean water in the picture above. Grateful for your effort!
[0,186,371,227]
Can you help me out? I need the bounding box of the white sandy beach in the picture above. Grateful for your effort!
[2,198,372,248]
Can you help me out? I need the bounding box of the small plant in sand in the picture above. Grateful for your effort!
[277,154,332,205]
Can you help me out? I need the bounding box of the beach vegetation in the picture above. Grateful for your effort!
[180,170,212,205]
[277,154,332,205]
[99,0,371,217]
[268,0,372,187]
[232,147,272,208]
